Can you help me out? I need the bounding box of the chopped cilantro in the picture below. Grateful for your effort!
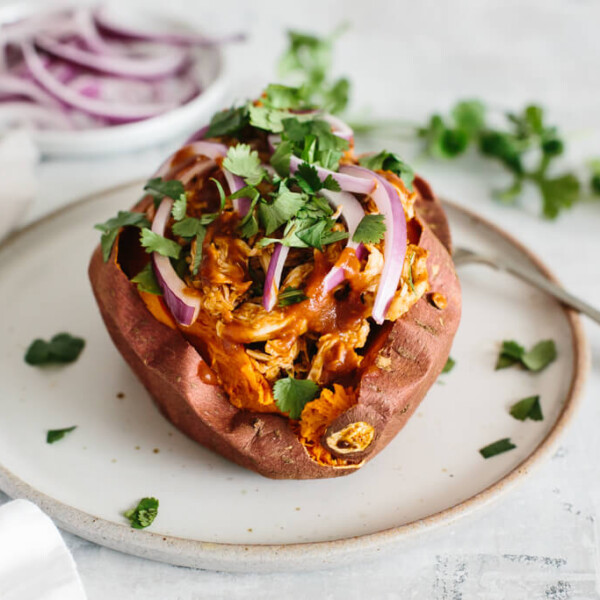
[94,211,149,262]
[294,163,340,194]
[509,396,543,421]
[496,339,556,372]
[171,193,188,221]
[270,140,293,177]
[264,83,307,110]
[223,144,265,186]
[47,426,77,444]
[172,217,203,238]
[273,376,321,419]
[131,263,162,295]
[358,151,415,190]
[191,228,207,275]
[441,357,455,374]
[124,497,159,529]
[479,438,516,459]
[352,214,386,244]
[495,340,525,370]
[258,183,306,235]
[521,340,557,372]
[143,178,185,201]
[25,333,85,366]
[139,229,181,259]
[206,105,249,137]
[278,286,308,307]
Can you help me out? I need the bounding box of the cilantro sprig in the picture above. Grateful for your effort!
[131,263,162,295]
[95,211,150,262]
[273,376,320,420]
[352,214,386,245]
[358,151,415,191]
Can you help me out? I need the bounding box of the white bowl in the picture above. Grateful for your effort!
[0,1,229,157]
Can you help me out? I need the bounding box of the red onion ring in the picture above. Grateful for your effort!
[340,165,408,324]
[21,42,175,122]
[151,198,201,326]
[93,6,245,48]
[262,243,290,312]
[34,34,189,81]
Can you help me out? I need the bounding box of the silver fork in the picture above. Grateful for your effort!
[453,247,600,325]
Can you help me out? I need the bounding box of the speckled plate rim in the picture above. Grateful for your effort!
[0,181,589,573]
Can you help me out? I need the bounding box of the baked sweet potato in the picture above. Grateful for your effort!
[89,100,461,479]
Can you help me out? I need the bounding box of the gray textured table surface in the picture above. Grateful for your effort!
[1,0,600,598]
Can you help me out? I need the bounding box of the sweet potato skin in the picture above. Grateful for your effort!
[88,182,460,479]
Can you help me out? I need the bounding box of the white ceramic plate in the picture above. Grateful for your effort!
[0,182,586,572]
[0,2,228,157]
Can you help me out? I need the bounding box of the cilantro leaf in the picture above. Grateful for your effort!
[358,151,415,190]
[131,263,162,295]
[140,229,181,259]
[270,140,293,177]
[258,183,306,235]
[273,376,320,419]
[495,339,556,372]
[206,105,249,137]
[538,173,580,220]
[171,194,188,221]
[94,211,150,262]
[419,115,470,159]
[441,356,455,374]
[124,497,159,529]
[521,340,557,372]
[509,395,543,421]
[352,214,386,244]
[451,100,486,136]
[264,84,307,110]
[47,426,77,444]
[172,217,203,238]
[248,105,289,133]
[295,219,328,250]
[143,178,185,201]
[25,333,85,366]
[223,144,265,186]
[278,286,308,307]
[191,228,207,275]
[294,162,323,194]
[479,438,516,459]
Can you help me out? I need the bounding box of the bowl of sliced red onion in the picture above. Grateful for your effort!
[0,2,239,156]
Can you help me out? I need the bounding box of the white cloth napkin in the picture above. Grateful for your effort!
[0,499,87,600]
[0,129,39,241]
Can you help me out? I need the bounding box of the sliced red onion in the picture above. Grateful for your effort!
[34,34,189,81]
[223,169,250,215]
[322,114,353,141]
[262,243,290,312]
[0,74,60,107]
[21,42,174,122]
[151,198,200,326]
[319,189,366,291]
[340,165,407,324]
[94,6,245,47]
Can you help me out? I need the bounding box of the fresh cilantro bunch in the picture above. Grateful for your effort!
[278,27,350,115]
[417,101,582,219]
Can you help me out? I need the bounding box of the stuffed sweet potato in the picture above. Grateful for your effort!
[89,87,461,479]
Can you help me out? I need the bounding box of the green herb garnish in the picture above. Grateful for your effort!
[278,287,308,307]
[94,211,150,262]
[143,178,185,201]
[441,357,456,374]
[273,376,320,420]
[47,426,77,444]
[206,105,249,137]
[496,339,556,372]
[130,263,162,295]
[139,229,181,259]
[479,438,516,459]
[352,214,386,245]
[223,144,266,186]
[124,497,159,529]
[25,333,85,366]
[509,395,543,421]
[358,150,415,190]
